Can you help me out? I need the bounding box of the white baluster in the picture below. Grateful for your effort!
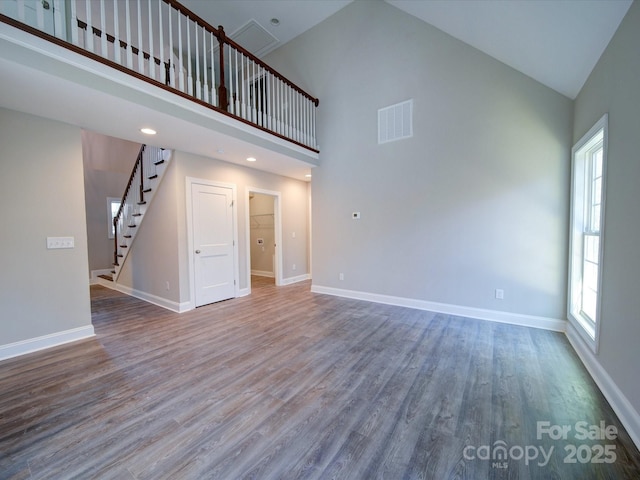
[241,53,247,119]
[214,34,218,107]
[195,23,201,99]
[186,19,193,95]
[113,0,121,63]
[228,47,235,114]
[148,0,155,79]
[136,0,143,74]
[70,0,78,45]
[178,11,185,92]
[85,0,94,53]
[234,49,240,114]
[35,0,44,30]
[53,0,63,39]
[16,0,25,23]
[99,0,107,58]
[202,26,208,103]
[158,0,165,84]
[125,0,132,68]
[168,5,175,88]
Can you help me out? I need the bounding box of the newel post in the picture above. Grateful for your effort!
[217,25,229,111]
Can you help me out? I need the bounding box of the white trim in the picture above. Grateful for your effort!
[111,282,191,313]
[310,285,566,332]
[245,187,283,294]
[185,177,240,311]
[90,269,113,284]
[237,287,251,297]
[568,113,608,354]
[566,322,640,451]
[0,326,95,362]
[281,273,311,286]
[251,270,275,278]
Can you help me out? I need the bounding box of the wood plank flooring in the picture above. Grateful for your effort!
[1,278,639,479]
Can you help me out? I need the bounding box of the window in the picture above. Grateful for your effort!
[107,197,121,239]
[568,114,607,352]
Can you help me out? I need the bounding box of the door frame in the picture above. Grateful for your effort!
[245,186,283,290]
[185,177,239,309]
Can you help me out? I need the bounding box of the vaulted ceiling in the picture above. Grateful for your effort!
[182,0,632,99]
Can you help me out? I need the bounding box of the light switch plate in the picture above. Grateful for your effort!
[47,237,75,249]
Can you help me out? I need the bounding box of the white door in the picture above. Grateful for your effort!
[192,183,236,307]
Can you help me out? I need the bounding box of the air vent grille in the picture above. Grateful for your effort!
[378,99,413,144]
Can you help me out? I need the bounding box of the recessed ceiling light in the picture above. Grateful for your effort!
[247,157,257,162]
[270,18,280,26]
[217,149,225,154]
[140,128,156,135]
[305,174,312,178]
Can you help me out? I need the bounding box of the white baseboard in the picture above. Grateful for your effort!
[281,273,311,286]
[111,283,191,313]
[566,322,640,451]
[0,325,95,362]
[251,270,274,278]
[237,287,251,297]
[310,285,566,332]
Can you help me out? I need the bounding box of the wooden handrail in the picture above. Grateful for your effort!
[113,145,145,266]
[1,1,320,152]
[163,0,319,106]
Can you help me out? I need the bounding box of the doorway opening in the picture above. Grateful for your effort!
[246,187,282,291]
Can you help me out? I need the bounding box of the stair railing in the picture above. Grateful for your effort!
[113,144,166,270]
[0,0,319,151]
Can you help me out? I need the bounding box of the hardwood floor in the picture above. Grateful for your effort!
[1,279,639,479]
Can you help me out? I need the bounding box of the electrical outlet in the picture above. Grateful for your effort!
[339,273,344,281]
[292,264,297,271]
[495,289,504,300]
[166,281,170,291]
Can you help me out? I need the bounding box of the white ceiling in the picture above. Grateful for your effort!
[183,0,632,100]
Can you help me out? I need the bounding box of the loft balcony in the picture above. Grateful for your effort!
[0,0,319,180]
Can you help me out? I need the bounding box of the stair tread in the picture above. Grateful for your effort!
[154,160,165,165]
[123,235,132,238]
[128,224,137,228]
[120,245,128,248]
[137,201,146,205]
[143,188,152,193]
[132,213,142,217]
[148,175,158,180]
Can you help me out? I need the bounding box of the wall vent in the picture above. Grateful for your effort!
[378,99,413,144]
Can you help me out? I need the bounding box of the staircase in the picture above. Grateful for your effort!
[108,144,172,282]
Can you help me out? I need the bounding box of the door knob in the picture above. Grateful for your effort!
[195,250,201,254]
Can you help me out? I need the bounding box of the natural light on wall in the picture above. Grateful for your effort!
[568,114,607,353]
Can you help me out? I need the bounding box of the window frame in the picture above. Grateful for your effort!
[107,197,121,239]
[568,114,608,353]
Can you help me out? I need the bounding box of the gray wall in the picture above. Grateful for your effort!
[266,0,573,319]
[0,108,92,345]
[573,1,640,416]
[82,131,140,274]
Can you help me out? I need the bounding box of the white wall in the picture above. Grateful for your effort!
[0,108,93,348]
[266,0,573,320]
[572,0,640,427]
